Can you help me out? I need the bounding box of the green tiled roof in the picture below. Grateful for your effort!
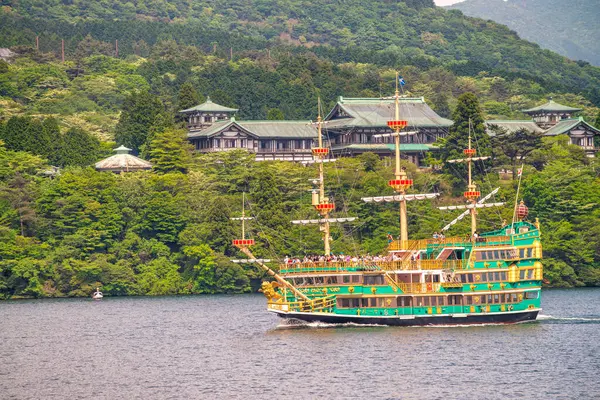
[325,96,453,129]
[188,120,317,139]
[544,117,600,136]
[179,97,238,113]
[486,120,544,135]
[332,143,433,152]
[521,100,581,114]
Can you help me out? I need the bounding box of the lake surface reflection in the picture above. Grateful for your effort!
[1,289,599,399]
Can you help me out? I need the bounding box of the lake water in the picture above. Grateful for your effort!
[1,289,599,399]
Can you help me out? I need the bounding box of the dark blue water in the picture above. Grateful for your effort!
[1,289,599,399]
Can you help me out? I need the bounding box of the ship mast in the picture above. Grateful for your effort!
[231,194,310,301]
[389,72,413,248]
[361,72,440,251]
[290,98,357,255]
[314,98,333,255]
[442,120,503,236]
[465,122,479,236]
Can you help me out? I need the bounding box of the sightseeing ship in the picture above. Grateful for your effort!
[233,77,542,326]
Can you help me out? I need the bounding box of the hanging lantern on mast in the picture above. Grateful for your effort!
[517,200,529,221]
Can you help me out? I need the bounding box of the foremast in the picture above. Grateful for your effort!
[312,98,334,255]
[291,98,356,255]
[231,194,310,301]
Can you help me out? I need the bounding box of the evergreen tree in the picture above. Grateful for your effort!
[42,117,62,164]
[2,116,31,152]
[267,108,285,120]
[58,128,101,167]
[177,82,202,111]
[115,90,164,153]
[440,92,490,161]
[490,127,543,178]
[141,112,175,159]
[149,128,193,174]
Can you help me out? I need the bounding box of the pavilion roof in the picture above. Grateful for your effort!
[95,146,153,172]
[179,96,238,113]
[521,99,582,114]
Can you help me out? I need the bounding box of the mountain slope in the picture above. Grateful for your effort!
[449,0,600,66]
[0,0,599,106]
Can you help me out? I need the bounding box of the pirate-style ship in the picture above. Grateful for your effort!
[233,77,542,326]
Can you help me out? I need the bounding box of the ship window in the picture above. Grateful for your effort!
[325,276,336,285]
[368,298,378,307]
[500,271,507,281]
[397,296,411,307]
[364,275,384,285]
[519,270,526,280]
[511,293,518,302]
[342,276,350,284]
[314,277,324,285]
[339,298,350,308]
[352,275,360,283]
[432,275,440,283]
[487,294,493,304]
[494,294,500,303]
[500,294,506,303]
[525,291,539,299]
[350,298,360,308]
[494,251,501,259]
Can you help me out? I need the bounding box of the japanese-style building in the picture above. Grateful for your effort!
[180,97,238,131]
[182,96,452,165]
[95,145,153,173]
[187,118,316,162]
[486,99,599,157]
[323,96,453,166]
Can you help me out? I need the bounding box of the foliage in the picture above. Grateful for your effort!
[114,90,164,152]
[149,128,193,174]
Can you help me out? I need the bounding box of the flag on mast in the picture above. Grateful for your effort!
[398,76,406,86]
[517,168,523,177]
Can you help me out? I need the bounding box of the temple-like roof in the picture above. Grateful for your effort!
[521,100,582,114]
[324,96,453,128]
[179,96,239,113]
[95,145,153,172]
[544,117,600,136]
[188,120,317,139]
[485,120,545,135]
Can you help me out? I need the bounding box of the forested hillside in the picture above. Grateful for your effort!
[450,0,600,66]
[0,0,599,298]
[1,0,600,106]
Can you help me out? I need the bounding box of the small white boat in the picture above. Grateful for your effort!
[92,287,103,300]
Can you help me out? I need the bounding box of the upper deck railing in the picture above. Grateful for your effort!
[388,235,513,251]
[280,258,465,274]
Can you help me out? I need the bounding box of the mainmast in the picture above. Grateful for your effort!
[361,72,440,251]
[388,72,413,246]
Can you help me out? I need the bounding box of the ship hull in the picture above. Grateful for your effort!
[270,309,540,326]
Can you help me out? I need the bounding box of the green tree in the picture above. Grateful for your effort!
[177,82,202,111]
[267,108,285,120]
[149,128,193,174]
[490,127,543,178]
[115,90,164,152]
[57,128,101,167]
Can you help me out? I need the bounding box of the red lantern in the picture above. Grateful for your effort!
[517,201,529,220]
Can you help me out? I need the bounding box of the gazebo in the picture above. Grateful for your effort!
[95,145,153,173]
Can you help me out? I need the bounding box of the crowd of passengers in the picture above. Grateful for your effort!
[282,253,414,266]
